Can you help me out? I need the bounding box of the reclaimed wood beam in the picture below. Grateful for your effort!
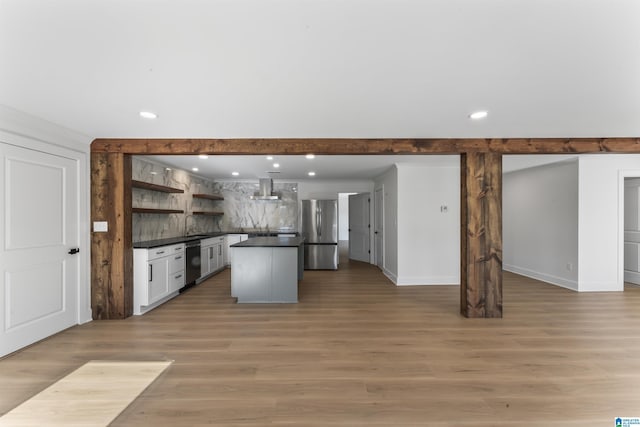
[91,137,640,155]
[460,153,503,318]
[88,136,640,320]
[91,152,133,319]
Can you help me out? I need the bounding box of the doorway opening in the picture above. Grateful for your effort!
[338,192,357,261]
[621,173,640,289]
[346,192,371,264]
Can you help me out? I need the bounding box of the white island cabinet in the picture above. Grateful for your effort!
[134,243,185,315]
[231,237,304,303]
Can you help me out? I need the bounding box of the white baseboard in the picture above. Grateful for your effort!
[381,269,459,286]
[624,270,640,285]
[395,276,459,286]
[134,291,180,315]
[578,281,623,292]
[504,264,579,291]
[382,269,398,284]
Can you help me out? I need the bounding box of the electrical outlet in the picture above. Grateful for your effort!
[93,221,108,232]
[440,205,448,213]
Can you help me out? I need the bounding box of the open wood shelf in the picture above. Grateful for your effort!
[132,180,184,193]
[193,193,224,201]
[192,211,224,216]
[132,208,184,214]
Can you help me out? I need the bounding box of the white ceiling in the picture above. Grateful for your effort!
[148,153,573,180]
[146,154,460,180]
[2,1,640,140]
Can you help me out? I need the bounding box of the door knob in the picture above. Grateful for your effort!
[68,248,80,255]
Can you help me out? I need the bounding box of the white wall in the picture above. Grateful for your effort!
[396,164,460,285]
[0,105,93,323]
[503,160,579,290]
[297,179,373,200]
[374,166,398,281]
[578,154,640,292]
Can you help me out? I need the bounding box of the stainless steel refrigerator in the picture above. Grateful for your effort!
[301,199,338,270]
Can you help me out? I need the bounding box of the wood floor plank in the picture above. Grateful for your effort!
[1,253,640,426]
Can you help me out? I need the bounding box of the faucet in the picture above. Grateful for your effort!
[184,214,194,236]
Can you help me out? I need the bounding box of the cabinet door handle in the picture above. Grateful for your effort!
[156,250,165,255]
[218,245,222,255]
[175,274,182,279]
[68,248,80,255]
[175,256,182,260]
[149,264,153,282]
[209,247,213,259]
[175,247,182,251]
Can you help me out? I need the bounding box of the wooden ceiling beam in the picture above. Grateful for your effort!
[89,135,640,320]
[91,137,640,155]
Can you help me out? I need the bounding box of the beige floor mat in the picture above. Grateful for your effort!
[0,360,172,426]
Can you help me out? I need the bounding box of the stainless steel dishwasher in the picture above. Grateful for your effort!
[184,240,201,288]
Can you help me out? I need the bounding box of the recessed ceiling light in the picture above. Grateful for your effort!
[192,167,199,172]
[232,171,239,176]
[469,111,488,120]
[306,154,315,159]
[139,111,157,119]
[266,156,274,160]
[198,154,208,159]
[273,163,280,168]
[308,171,316,176]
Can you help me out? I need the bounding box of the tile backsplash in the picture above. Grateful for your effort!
[132,157,298,242]
[214,181,298,232]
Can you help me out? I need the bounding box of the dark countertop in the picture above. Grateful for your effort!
[134,231,237,249]
[230,236,305,248]
[133,230,299,249]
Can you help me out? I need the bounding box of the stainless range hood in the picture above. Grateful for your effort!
[250,178,279,200]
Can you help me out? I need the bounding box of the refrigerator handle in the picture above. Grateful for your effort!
[317,206,322,237]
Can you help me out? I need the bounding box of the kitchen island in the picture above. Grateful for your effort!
[230,236,305,303]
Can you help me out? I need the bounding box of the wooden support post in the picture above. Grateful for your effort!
[460,152,503,318]
[91,152,132,319]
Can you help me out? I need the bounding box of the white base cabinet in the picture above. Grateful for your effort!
[133,233,251,315]
[200,236,225,279]
[134,243,185,315]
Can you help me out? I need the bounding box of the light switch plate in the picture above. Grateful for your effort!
[93,221,108,232]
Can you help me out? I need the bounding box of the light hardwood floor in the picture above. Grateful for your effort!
[2,255,640,426]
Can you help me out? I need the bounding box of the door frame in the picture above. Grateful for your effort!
[0,136,90,356]
[0,131,91,326]
[347,192,371,263]
[618,170,640,290]
[374,186,384,269]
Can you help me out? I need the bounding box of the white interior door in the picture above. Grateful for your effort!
[374,187,384,269]
[348,193,370,263]
[0,143,79,357]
